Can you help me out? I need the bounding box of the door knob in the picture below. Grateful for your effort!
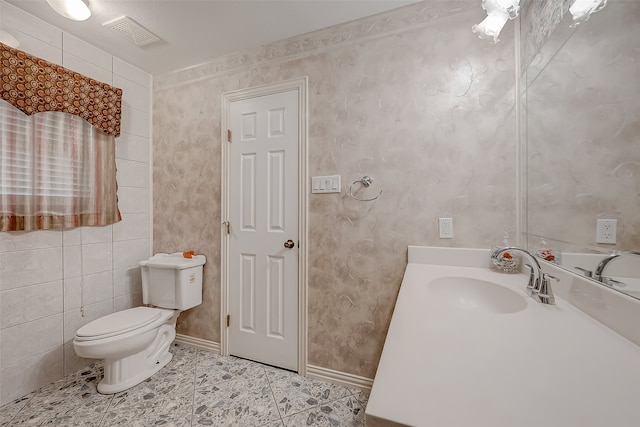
[284,239,295,249]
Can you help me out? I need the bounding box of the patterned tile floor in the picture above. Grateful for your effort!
[0,344,368,426]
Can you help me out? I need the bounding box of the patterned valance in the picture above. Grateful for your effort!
[0,42,122,137]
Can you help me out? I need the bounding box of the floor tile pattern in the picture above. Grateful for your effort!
[0,344,367,426]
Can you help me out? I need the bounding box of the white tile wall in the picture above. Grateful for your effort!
[114,75,150,112]
[62,228,82,246]
[63,299,114,344]
[0,230,61,252]
[0,0,152,406]
[118,187,150,213]
[116,159,151,188]
[63,271,114,310]
[81,242,113,275]
[0,2,62,48]
[0,25,62,64]
[0,281,63,328]
[115,292,143,312]
[62,244,82,278]
[116,133,151,163]
[62,342,93,377]
[113,214,150,241]
[81,225,113,244]
[62,33,112,71]
[121,105,151,138]
[114,265,142,297]
[113,239,151,269]
[0,347,63,405]
[0,248,63,291]
[113,57,151,88]
[62,53,113,84]
[0,314,63,367]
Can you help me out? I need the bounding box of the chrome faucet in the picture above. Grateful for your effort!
[491,247,556,305]
[594,253,620,282]
[594,251,640,283]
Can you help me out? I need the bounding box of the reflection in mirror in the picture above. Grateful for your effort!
[523,0,640,299]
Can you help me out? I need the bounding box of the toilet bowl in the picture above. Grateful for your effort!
[72,252,206,394]
[74,307,178,394]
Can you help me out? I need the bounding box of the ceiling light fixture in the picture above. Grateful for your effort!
[472,0,521,44]
[46,0,91,21]
[569,0,607,27]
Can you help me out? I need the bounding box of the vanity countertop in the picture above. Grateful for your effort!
[365,247,640,427]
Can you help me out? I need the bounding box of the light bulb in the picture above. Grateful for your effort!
[569,0,607,27]
[472,13,510,44]
[46,0,91,22]
[472,0,520,44]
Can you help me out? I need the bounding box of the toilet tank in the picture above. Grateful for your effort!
[139,253,206,310]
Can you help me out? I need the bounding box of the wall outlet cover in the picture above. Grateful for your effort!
[596,219,617,244]
[439,217,453,239]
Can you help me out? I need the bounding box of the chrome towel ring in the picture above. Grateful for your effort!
[349,175,382,202]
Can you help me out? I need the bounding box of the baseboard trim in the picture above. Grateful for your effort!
[174,334,220,354]
[172,337,372,391]
[306,364,373,391]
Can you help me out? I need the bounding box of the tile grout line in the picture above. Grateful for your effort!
[96,394,114,426]
[264,365,285,426]
[190,348,200,427]
[6,390,39,424]
[266,368,359,422]
[89,362,112,427]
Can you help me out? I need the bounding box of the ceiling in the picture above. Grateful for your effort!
[5,0,419,75]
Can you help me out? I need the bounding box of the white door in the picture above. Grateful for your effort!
[228,90,299,371]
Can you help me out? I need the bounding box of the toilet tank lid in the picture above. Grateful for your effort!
[139,252,206,269]
[76,307,161,338]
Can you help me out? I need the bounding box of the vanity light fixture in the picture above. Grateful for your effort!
[569,0,607,27]
[472,0,520,44]
[46,0,91,21]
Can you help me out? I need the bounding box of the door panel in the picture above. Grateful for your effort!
[228,89,299,371]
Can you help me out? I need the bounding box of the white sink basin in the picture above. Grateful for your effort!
[428,276,527,314]
[367,249,640,427]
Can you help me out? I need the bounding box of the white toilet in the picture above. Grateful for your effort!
[73,252,206,394]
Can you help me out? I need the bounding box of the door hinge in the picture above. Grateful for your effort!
[227,129,232,142]
[226,314,230,327]
[222,221,230,234]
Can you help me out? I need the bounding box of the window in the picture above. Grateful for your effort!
[0,100,121,231]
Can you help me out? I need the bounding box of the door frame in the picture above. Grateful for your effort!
[220,77,308,375]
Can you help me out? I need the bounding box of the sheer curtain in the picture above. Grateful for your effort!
[0,100,121,231]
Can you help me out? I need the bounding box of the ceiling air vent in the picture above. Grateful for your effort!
[103,16,160,47]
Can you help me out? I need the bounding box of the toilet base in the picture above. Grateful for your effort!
[97,323,176,394]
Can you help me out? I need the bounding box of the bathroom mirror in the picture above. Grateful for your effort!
[523,0,640,298]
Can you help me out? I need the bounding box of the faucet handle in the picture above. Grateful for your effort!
[523,264,536,292]
[537,273,559,305]
[573,266,592,278]
[601,276,626,287]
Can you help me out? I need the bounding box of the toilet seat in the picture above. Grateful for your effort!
[75,307,163,341]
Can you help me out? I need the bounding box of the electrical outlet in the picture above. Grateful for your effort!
[596,219,617,244]
[439,217,453,239]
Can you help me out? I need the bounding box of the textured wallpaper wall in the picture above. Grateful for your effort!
[153,1,517,379]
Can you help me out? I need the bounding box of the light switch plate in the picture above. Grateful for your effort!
[311,175,341,193]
